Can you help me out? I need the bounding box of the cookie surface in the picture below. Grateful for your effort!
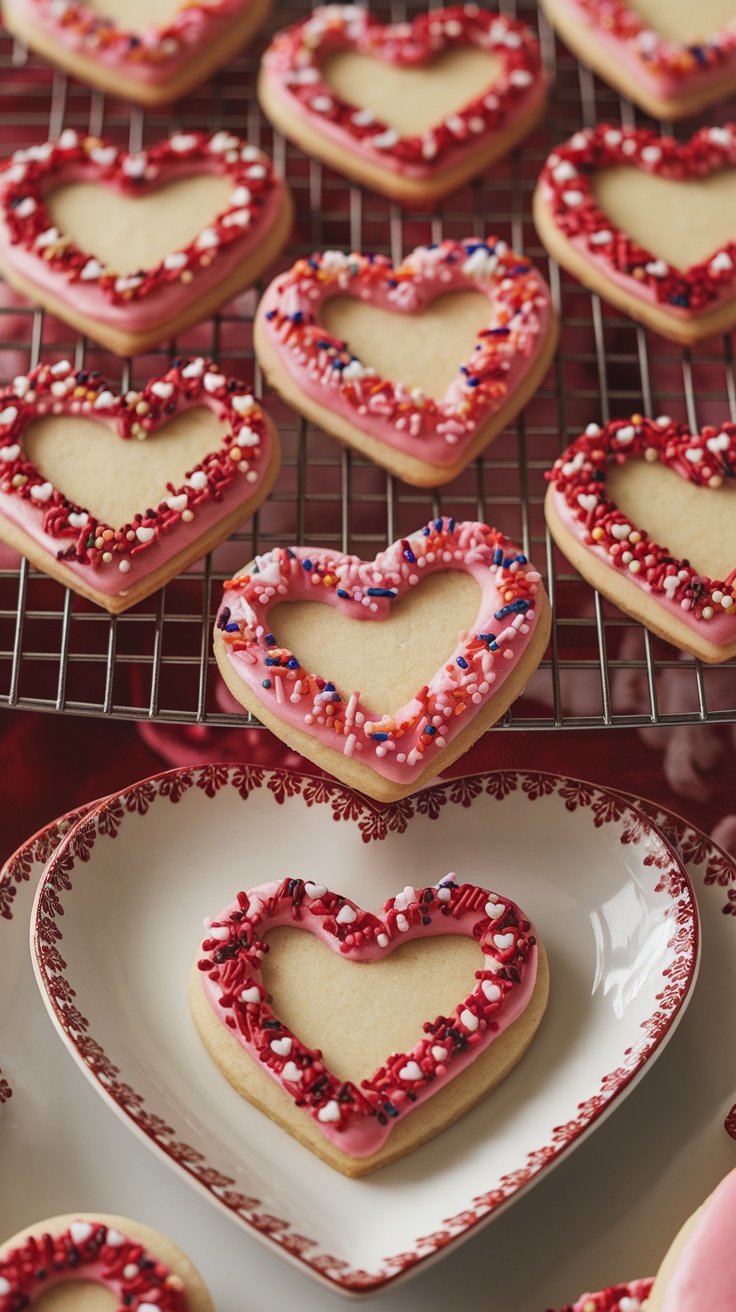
[214,519,551,800]
[646,1168,736,1311]
[545,415,736,663]
[258,5,547,205]
[534,124,736,345]
[539,0,736,120]
[0,358,280,613]
[0,129,293,356]
[191,877,548,1176]
[0,1212,213,1311]
[255,238,557,487]
[2,0,271,106]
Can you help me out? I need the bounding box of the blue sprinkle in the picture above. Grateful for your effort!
[494,599,530,620]
[262,679,272,689]
[225,622,239,633]
[366,587,396,597]
[466,377,480,387]
[384,1102,399,1118]
[434,518,443,532]
[488,326,510,336]
[424,724,437,736]
[423,525,431,536]
[317,339,332,349]
[387,278,398,288]
[265,309,277,321]
[371,732,389,742]
[336,588,350,598]
[265,657,275,666]
[286,547,297,559]
[302,559,313,571]
[669,293,690,307]
[689,44,707,63]
[503,557,513,569]
[456,656,469,669]
[332,359,345,369]
[510,264,529,275]
[493,547,504,566]
[287,658,299,669]
[308,258,319,268]
[325,682,335,692]
[459,365,469,375]
[449,518,455,533]
[292,310,303,323]
[477,633,496,643]
[265,633,275,645]
[516,554,528,565]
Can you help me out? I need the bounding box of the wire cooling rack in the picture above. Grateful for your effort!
[0,1,735,730]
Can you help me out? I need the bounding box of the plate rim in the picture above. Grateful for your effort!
[26,763,699,1295]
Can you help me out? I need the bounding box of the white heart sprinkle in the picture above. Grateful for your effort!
[70,1221,93,1245]
[232,393,255,415]
[270,1036,293,1057]
[484,899,505,920]
[589,229,612,245]
[151,381,174,399]
[615,425,636,444]
[336,903,356,924]
[105,1229,125,1246]
[94,390,115,409]
[68,511,89,528]
[552,160,577,183]
[136,526,155,543]
[169,133,199,152]
[618,1300,642,1312]
[460,1008,479,1032]
[645,259,668,278]
[0,1279,10,1297]
[240,985,260,1003]
[304,882,327,898]
[0,406,18,426]
[166,494,188,513]
[707,432,730,453]
[399,1061,423,1081]
[182,359,205,379]
[30,481,53,501]
[281,1061,302,1082]
[685,448,703,463]
[236,426,259,448]
[203,372,225,393]
[163,251,188,270]
[58,128,78,149]
[90,145,116,167]
[196,227,219,250]
[431,1045,448,1062]
[711,251,733,273]
[561,189,584,207]
[372,128,399,150]
[0,444,20,461]
[611,523,632,540]
[584,422,601,437]
[187,470,208,490]
[80,258,104,281]
[139,1304,162,1312]
[393,885,416,912]
[577,493,597,513]
[317,1099,341,1123]
[493,932,515,951]
[482,980,502,1002]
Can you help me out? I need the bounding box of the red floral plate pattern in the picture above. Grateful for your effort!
[26,766,697,1294]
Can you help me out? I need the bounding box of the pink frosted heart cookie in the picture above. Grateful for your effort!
[545,414,736,663]
[0,129,293,356]
[191,875,548,1175]
[213,518,550,800]
[533,124,736,345]
[258,5,547,205]
[0,357,280,613]
[2,0,271,106]
[539,0,736,120]
[254,238,557,487]
[0,1213,213,1310]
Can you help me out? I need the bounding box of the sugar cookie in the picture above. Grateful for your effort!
[545,414,736,663]
[0,129,293,357]
[191,876,548,1176]
[258,5,547,205]
[534,124,736,345]
[214,518,550,801]
[0,1213,213,1310]
[254,238,557,487]
[0,357,280,613]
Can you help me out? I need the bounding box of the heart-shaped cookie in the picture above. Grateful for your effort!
[533,124,736,345]
[2,0,271,106]
[545,414,736,662]
[0,357,280,613]
[254,238,557,487]
[0,129,293,356]
[258,5,548,205]
[0,1213,213,1310]
[555,1281,654,1312]
[539,0,736,120]
[214,519,550,800]
[191,876,546,1175]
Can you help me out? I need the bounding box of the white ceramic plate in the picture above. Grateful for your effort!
[26,767,697,1295]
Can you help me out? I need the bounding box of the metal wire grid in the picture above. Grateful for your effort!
[0,1,735,730]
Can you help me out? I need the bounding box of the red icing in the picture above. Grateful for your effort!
[547,415,736,646]
[538,124,736,317]
[0,1220,188,1309]
[261,4,545,176]
[198,876,538,1157]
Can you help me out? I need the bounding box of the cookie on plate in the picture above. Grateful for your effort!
[191,876,548,1176]
[254,238,557,488]
[213,518,551,801]
[533,124,736,345]
[2,0,271,107]
[258,5,547,205]
[539,0,736,121]
[0,129,293,356]
[0,1213,213,1309]
[0,358,280,613]
[545,414,736,663]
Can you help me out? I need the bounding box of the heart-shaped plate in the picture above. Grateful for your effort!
[2,0,271,106]
[0,357,280,613]
[0,129,293,356]
[539,0,736,120]
[545,414,736,663]
[254,238,557,486]
[191,876,546,1175]
[258,5,548,204]
[213,519,551,799]
[533,123,736,344]
[28,765,699,1294]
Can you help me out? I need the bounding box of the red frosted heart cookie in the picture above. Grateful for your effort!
[0,357,280,613]
[0,1213,213,1310]
[254,238,557,487]
[0,129,293,356]
[545,414,736,662]
[539,0,736,120]
[213,518,550,800]
[555,1281,653,1311]
[191,876,547,1175]
[2,0,271,106]
[533,124,736,344]
[258,5,547,205]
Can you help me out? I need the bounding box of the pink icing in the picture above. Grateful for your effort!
[261,5,547,182]
[9,0,256,87]
[197,876,539,1158]
[0,357,275,601]
[257,238,554,469]
[0,129,285,335]
[216,519,545,786]
[656,1168,736,1312]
